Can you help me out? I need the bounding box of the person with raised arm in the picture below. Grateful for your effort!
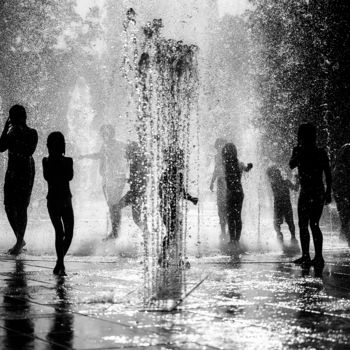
[0,105,38,255]
[222,143,252,249]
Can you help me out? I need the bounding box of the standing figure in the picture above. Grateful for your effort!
[222,143,252,247]
[43,132,74,276]
[159,147,198,266]
[114,142,149,236]
[0,105,38,255]
[80,124,126,239]
[333,144,350,245]
[210,138,228,237]
[290,123,331,268]
[266,166,299,242]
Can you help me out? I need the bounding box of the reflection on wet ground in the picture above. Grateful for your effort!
[0,243,350,349]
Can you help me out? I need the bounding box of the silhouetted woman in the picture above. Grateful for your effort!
[290,123,331,268]
[43,132,74,276]
[210,138,228,237]
[0,105,38,255]
[333,143,350,246]
[222,143,252,247]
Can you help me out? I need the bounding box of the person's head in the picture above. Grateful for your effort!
[163,146,184,169]
[297,123,316,148]
[222,143,238,164]
[9,105,27,126]
[266,165,282,181]
[214,138,227,151]
[100,124,115,143]
[47,131,65,157]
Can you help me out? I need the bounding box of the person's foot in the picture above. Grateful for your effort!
[58,267,67,276]
[293,256,311,267]
[103,232,118,241]
[8,240,26,255]
[311,256,325,268]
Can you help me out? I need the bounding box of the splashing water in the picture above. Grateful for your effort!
[122,10,199,308]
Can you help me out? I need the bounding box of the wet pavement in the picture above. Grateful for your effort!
[1,238,350,350]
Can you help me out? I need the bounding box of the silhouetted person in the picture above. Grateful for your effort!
[80,124,126,239]
[267,165,299,242]
[0,105,38,255]
[222,143,252,248]
[290,123,331,268]
[43,132,74,276]
[159,147,198,266]
[333,143,350,245]
[114,142,149,236]
[210,138,228,237]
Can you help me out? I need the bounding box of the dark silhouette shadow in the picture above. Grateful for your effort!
[290,123,331,268]
[222,143,252,249]
[46,278,74,349]
[0,105,38,255]
[43,132,74,276]
[3,260,35,349]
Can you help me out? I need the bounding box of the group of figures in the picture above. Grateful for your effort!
[0,105,198,275]
[2,104,350,275]
[211,123,350,269]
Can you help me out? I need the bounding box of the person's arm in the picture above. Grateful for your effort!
[240,162,253,172]
[181,173,198,204]
[0,119,11,152]
[289,147,300,169]
[42,158,49,181]
[244,163,253,172]
[286,176,299,192]
[27,129,38,156]
[323,150,332,204]
[66,158,74,181]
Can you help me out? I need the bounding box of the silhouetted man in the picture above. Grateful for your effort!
[290,123,331,268]
[0,105,38,255]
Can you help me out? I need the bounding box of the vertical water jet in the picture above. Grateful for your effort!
[122,9,199,308]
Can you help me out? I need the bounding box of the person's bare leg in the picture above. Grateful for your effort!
[6,205,27,255]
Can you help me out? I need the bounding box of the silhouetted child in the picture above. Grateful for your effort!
[114,142,149,236]
[266,166,299,242]
[333,144,350,245]
[222,143,252,248]
[210,138,228,237]
[290,123,331,268]
[43,132,74,276]
[80,124,126,240]
[159,147,198,266]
